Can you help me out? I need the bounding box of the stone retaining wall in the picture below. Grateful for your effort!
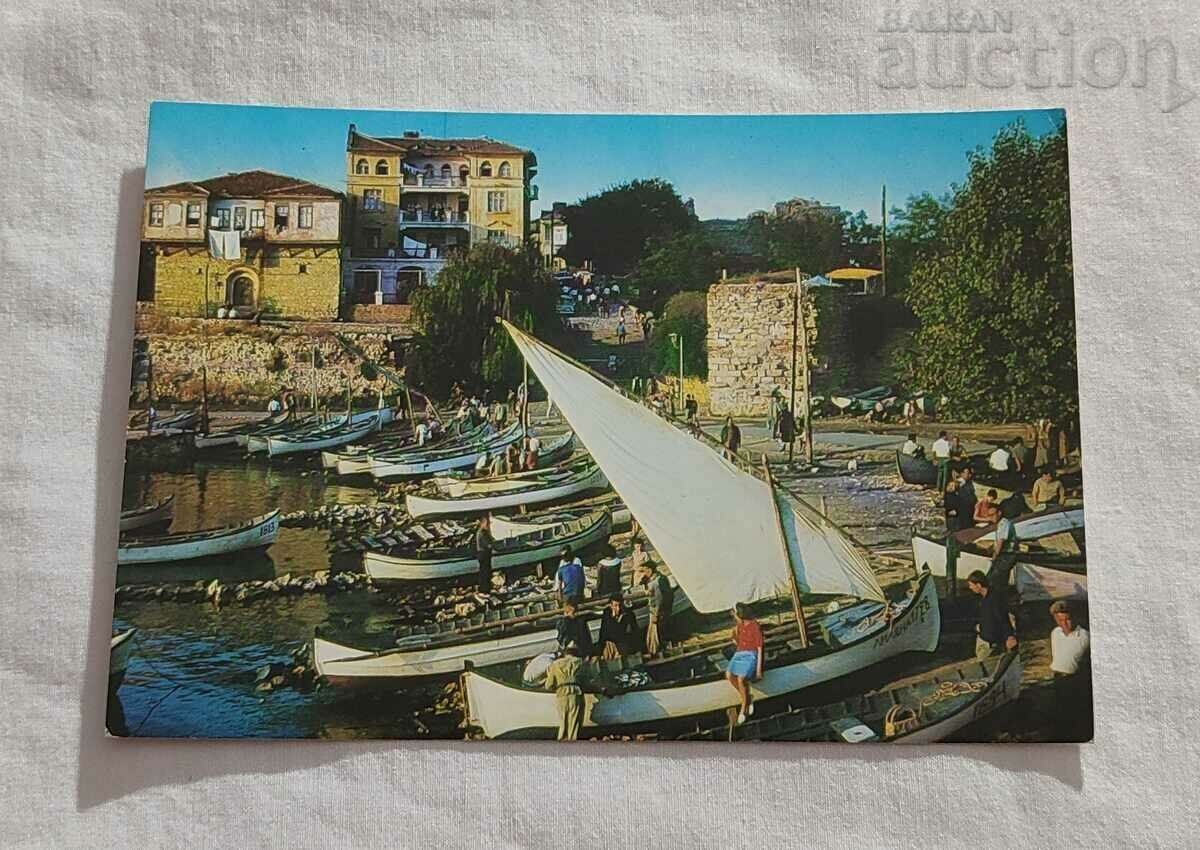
[707,282,852,416]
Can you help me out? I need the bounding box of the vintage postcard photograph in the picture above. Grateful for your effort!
[108,103,1088,743]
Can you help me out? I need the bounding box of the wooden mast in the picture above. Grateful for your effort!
[762,456,809,648]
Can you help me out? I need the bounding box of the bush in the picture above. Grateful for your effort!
[648,291,707,379]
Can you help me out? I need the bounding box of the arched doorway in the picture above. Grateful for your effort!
[225,270,258,315]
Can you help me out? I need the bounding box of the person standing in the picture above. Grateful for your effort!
[957,466,978,523]
[629,539,650,574]
[942,479,963,533]
[965,566,1018,659]
[597,594,641,659]
[768,388,784,439]
[544,642,587,741]
[1049,600,1093,741]
[901,432,924,458]
[931,430,953,494]
[617,318,627,345]
[640,560,673,656]
[726,603,764,725]
[475,515,494,594]
[555,546,585,605]
[684,393,698,424]
[555,601,594,657]
[594,545,624,598]
[778,403,796,454]
[720,415,742,462]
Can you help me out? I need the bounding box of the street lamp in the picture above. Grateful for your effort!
[668,332,683,410]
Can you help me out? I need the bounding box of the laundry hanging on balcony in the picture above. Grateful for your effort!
[207,227,241,260]
[401,161,423,176]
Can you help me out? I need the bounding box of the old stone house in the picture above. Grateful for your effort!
[137,170,344,320]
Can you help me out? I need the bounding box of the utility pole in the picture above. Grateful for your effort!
[200,264,211,434]
[789,280,798,467]
[881,184,888,297]
[796,268,813,464]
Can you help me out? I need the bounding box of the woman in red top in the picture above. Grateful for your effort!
[726,603,765,725]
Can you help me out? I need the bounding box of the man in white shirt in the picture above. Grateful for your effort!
[989,444,1012,473]
[931,430,952,492]
[901,432,923,458]
[1049,600,1093,741]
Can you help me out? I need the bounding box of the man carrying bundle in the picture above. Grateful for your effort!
[544,642,587,741]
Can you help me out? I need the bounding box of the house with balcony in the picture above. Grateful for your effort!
[342,125,537,313]
[137,170,344,320]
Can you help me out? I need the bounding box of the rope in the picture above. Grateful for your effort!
[920,679,987,710]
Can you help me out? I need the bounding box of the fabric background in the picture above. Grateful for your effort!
[1,1,1197,847]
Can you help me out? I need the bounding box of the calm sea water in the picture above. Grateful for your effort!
[112,457,457,739]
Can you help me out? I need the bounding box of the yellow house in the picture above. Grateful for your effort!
[343,125,536,306]
[138,170,344,320]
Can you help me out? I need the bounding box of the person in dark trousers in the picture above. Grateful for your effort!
[778,403,796,453]
[594,545,624,598]
[597,594,641,659]
[943,479,963,532]
[640,560,674,656]
[475,515,494,593]
[956,466,978,524]
[684,393,698,423]
[556,600,594,657]
[544,641,586,741]
[1048,600,1093,741]
[720,416,742,462]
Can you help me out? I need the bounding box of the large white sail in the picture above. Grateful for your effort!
[504,321,884,611]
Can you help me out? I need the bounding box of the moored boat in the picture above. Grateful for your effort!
[895,450,937,486]
[118,495,175,533]
[109,628,137,686]
[245,407,395,453]
[910,506,1086,599]
[312,582,690,681]
[683,650,1021,743]
[363,507,612,581]
[195,412,290,449]
[266,415,382,457]
[117,510,280,565]
[461,572,939,739]
[367,422,525,479]
[406,447,603,519]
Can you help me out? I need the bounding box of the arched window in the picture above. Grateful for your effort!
[479,161,492,177]
[459,165,469,183]
[423,163,434,178]
[498,161,511,178]
[440,164,451,179]
[375,159,389,175]
[355,159,368,174]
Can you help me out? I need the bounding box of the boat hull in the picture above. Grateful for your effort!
[406,463,605,519]
[461,573,940,739]
[118,495,175,533]
[363,510,611,581]
[368,425,525,479]
[109,628,137,685]
[266,416,381,457]
[117,510,280,565]
[895,651,1023,743]
[895,450,937,486]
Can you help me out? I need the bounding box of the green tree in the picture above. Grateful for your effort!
[903,121,1077,424]
[884,192,949,295]
[842,209,881,269]
[629,231,723,314]
[745,202,846,274]
[648,291,708,378]
[408,242,556,400]
[559,179,695,274]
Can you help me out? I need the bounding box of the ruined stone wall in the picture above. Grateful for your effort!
[706,282,852,416]
[133,316,402,408]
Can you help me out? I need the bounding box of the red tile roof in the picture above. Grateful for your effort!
[145,170,341,199]
[347,125,532,159]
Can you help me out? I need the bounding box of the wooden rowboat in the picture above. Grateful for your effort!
[895,450,937,486]
[109,628,137,686]
[406,448,604,519]
[325,421,486,475]
[195,412,291,449]
[118,495,175,533]
[117,510,280,565]
[245,407,395,453]
[266,415,382,457]
[362,507,611,581]
[313,582,690,681]
[910,506,1086,600]
[460,572,939,739]
[367,422,525,479]
[683,651,1022,743]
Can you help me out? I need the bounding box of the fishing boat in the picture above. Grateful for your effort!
[459,322,938,739]
[910,506,1086,599]
[153,408,201,431]
[312,583,690,681]
[363,507,611,581]
[830,386,894,414]
[682,651,1021,743]
[117,510,280,565]
[244,407,395,453]
[895,450,937,486]
[118,495,175,533]
[109,628,137,687]
[265,414,382,457]
[324,421,485,475]
[367,421,525,479]
[406,445,601,519]
[195,412,291,449]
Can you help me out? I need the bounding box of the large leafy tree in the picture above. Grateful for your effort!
[648,291,708,378]
[629,231,723,314]
[559,179,695,274]
[745,204,846,274]
[884,192,949,295]
[903,121,1077,424]
[408,242,556,400]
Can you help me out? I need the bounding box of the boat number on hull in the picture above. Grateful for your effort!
[260,521,278,537]
[871,597,931,649]
[969,675,1010,720]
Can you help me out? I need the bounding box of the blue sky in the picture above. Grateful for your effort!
[146,103,1065,222]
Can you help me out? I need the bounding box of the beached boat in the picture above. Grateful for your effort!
[195,412,290,449]
[312,583,690,681]
[154,408,201,431]
[245,407,395,453]
[109,628,137,686]
[459,322,936,739]
[462,573,938,739]
[266,415,382,457]
[367,422,525,479]
[324,421,485,475]
[895,450,937,486]
[910,506,1086,599]
[406,446,602,519]
[117,510,280,565]
[363,506,612,581]
[682,651,1021,743]
[118,495,175,533]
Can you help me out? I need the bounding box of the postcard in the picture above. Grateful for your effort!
[108,103,1088,743]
